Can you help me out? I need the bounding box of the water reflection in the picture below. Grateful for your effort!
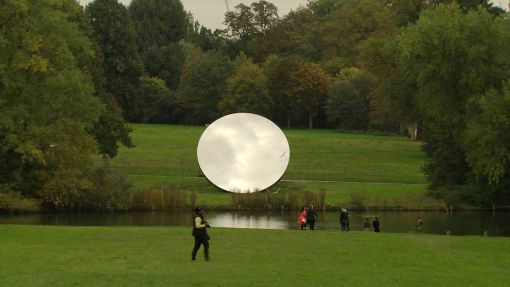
[209,212,288,229]
[1,211,509,237]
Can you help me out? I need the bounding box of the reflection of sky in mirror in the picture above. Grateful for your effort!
[197,113,290,193]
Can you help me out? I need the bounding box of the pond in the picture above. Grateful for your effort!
[1,210,509,237]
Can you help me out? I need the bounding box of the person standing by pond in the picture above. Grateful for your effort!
[307,205,318,231]
[372,217,380,232]
[363,217,371,231]
[339,208,349,231]
[298,207,308,230]
[192,206,211,261]
[416,216,423,232]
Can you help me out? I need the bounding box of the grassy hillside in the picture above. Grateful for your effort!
[104,124,438,209]
[1,225,508,286]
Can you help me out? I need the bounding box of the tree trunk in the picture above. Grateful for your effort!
[406,122,419,140]
[308,112,313,129]
[103,155,111,167]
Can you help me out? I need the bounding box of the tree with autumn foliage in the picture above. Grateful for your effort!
[289,62,332,129]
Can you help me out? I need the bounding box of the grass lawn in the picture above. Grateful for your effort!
[100,124,436,208]
[111,124,426,184]
[1,225,509,286]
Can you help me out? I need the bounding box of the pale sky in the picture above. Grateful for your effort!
[78,0,508,30]
[78,0,310,30]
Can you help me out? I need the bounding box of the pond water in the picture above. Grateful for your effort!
[1,210,509,237]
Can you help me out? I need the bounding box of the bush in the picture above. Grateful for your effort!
[78,167,132,211]
[349,193,366,210]
[0,185,40,213]
[130,185,187,210]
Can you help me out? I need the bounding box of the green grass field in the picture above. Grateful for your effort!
[1,225,508,286]
[104,124,437,209]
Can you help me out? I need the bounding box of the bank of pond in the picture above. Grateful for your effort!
[1,210,509,237]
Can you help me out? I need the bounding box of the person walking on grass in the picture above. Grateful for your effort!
[339,208,349,231]
[372,217,380,233]
[298,207,308,230]
[307,205,318,231]
[363,217,371,231]
[416,216,423,232]
[192,206,211,261]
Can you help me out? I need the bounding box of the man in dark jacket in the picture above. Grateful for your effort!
[372,217,380,232]
[307,205,318,230]
[192,206,211,261]
[339,208,349,231]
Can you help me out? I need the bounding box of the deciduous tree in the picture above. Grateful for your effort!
[325,68,375,131]
[219,53,272,116]
[289,62,332,129]
[178,50,233,124]
[0,0,104,207]
[86,0,144,122]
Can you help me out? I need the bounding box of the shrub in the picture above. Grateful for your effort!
[82,167,133,211]
[131,185,188,210]
[0,185,40,213]
[349,193,366,210]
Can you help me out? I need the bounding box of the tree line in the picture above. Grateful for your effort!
[1,0,509,211]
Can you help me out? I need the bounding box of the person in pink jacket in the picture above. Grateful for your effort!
[298,207,308,230]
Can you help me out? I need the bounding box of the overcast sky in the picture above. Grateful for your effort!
[77,0,508,30]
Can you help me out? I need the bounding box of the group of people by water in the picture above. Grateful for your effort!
[338,207,380,232]
[299,206,424,233]
[298,206,381,232]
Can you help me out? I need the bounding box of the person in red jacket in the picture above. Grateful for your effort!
[298,207,308,230]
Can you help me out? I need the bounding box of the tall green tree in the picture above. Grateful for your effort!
[225,3,257,40]
[86,0,144,122]
[325,68,376,131]
[251,1,279,36]
[289,62,332,129]
[138,76,180,123]
[141,44,184,90]
[463,83,510,199]
[0,0,104,207]
[224,1,279,62]
[393,5,510,204]
[264,8,321,61]
[264,55,305,128]
[129,0,188,50]
[178,50,233,124]
[129,0,188,89]
[186,21,227,53]
[219,53,272,116]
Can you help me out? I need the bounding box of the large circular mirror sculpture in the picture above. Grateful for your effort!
[197,113,290,193]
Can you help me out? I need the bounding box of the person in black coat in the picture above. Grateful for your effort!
[307,205,318,230]
[191,206,211,261]
[372,217,380,232]
[339,208,349,231]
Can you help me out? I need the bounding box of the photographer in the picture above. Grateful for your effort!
[191,206,211,261]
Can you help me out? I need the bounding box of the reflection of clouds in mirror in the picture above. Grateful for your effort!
[197,113,290,193]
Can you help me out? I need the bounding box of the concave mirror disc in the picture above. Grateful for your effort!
[197,113,290,193]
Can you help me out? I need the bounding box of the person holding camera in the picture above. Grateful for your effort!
[192,206,211,261]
